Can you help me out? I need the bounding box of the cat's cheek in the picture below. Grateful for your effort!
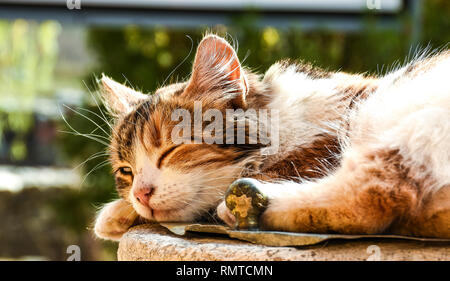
[152,208,190,222]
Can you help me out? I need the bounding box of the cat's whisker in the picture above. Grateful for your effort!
[59,109,111,147]
[58,130,110,141]
[121,74,140,93]
[63,104,111,138]
[161,35,194,87]
[81,159,111,185]
[73,151,110,171]
[75,107,116,137]
[83,79,115,130]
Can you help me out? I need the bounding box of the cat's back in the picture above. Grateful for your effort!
[366,50,450,110]
[349,50,450,194]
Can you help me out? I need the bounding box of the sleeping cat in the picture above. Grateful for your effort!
[94,34,450,241]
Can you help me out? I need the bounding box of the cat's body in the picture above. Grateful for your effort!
[94,35,450,241]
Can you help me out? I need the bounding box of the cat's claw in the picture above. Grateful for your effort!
[225,178,269,230]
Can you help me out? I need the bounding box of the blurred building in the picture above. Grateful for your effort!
[0,0,416,32]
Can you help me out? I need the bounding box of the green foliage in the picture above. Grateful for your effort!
[85,1,450,94]
[86,26,203,93]
[0,19,60,161]
[56,104,119,258]
[422,0,450,47]
[57,104,116,232]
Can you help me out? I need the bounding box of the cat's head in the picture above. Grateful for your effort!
[100,35,266,222]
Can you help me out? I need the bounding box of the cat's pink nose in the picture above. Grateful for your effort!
[133,186,154,207]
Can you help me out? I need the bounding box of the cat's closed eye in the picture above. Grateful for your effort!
[117,166,133,176]
[157,145,181,168]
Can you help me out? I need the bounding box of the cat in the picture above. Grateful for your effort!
[94,34,450,241]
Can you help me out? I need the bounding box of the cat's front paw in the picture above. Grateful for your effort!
[217,200,236,227]
[224,178,269,230]
[94,199,139,241]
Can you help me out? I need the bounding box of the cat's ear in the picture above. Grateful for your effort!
[186,34,248,107]
[100,75,147,116]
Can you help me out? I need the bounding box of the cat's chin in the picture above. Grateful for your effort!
[152,208,191,222]
[132,203,195,222]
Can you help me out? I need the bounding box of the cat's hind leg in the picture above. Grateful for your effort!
[222,147,420,235]
[391,185,450,239]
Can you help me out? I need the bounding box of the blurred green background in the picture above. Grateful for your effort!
[0,0,448,260]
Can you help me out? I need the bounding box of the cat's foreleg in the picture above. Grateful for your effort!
[94,199,139,241]
[221,148,418,234]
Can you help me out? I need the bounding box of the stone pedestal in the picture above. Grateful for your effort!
[118,224,450,261]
